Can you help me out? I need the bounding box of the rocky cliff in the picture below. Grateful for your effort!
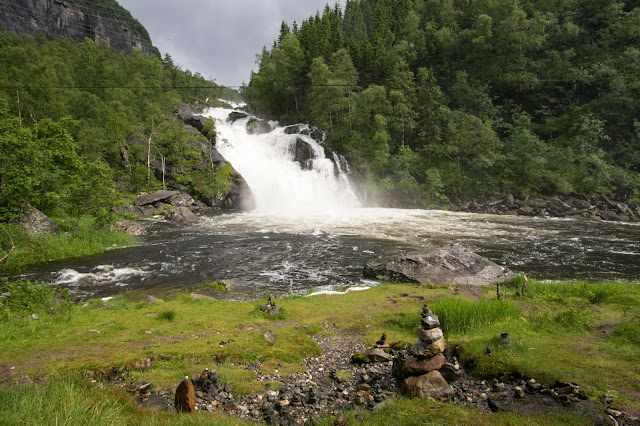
[0,0,155,54]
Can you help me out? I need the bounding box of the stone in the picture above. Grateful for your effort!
[439,364,463,383]
[168,193,195,207]
[168,206,199,223]
[134,190,179,206]
[292,138,315,170]
[498,332,511,345]
[145,295,162,304]
[401,353,446,377]
[227,111,248,123]
[413,337,445,358]
[363,246,510,286]
[18,206,61,234]
[190,293,216,301]
[111,220,147,236]
[363,348,392,363]
[264,331,277,343]
[402,370,452,400]
[417,326,443,343]
[247,118,271,135]
[420,314,440,330]
[175,377,196,412]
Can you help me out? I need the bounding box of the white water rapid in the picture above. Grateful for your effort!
[203,106,360,215]
[19,102,640,301]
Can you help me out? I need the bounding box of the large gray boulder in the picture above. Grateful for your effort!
[363,246,510,286]
[134,190,179,206]
[18,206,60,234]
[168,207,198,223]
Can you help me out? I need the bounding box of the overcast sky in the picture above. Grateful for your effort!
[117,0,342,88]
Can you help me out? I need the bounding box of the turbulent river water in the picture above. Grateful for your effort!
[19,104,640,301]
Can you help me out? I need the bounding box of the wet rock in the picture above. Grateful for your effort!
[175,377,196,412]
[402,370,452,401]
[227,111,249,123]
[168,206,198,223]
[247,118,271,135]
[363,246,511,286]
[134,190,179,206]
[292,138,315,170]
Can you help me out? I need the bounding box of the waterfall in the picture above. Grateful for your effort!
[203,106,360,214]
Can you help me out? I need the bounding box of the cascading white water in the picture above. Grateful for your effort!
[202,106,360,214]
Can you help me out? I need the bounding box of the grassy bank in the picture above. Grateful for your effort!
[0,279,638,424]
[0,217,134,275]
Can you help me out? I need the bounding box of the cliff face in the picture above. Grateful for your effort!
[0,0,154,54]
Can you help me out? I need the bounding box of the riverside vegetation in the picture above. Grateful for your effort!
[0,28,241,273]
[0,278,638,424]
[246,0,640,207]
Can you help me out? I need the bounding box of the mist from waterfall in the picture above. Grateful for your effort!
[203,106,360,215]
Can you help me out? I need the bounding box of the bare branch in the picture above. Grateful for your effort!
[0,228,15,263]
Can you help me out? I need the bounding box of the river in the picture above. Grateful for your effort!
[17,104,640,300]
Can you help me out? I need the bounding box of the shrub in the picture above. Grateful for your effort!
[0,280,72,318]
[157,309,176,322]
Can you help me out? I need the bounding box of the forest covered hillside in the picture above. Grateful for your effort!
[0,29,239,224]
[246,0,640,206]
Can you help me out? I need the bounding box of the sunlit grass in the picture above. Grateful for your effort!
[0,218,134,274]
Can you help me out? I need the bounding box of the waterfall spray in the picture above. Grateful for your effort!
[203,107,360,215]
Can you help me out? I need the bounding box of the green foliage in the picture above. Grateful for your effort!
[0,220,133,275]
[247,0,640,203]
[0,280,72,319]
[431,297,522,336]
[203,281,227,292]
[157,309,176,322]
[0,30,229,224]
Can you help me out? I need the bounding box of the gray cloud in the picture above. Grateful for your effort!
[117,0,342,87]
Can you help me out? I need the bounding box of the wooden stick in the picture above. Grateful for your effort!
[0,228,15,263]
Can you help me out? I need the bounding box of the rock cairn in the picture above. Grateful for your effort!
[260,295,281,316]
[393,304,452,401]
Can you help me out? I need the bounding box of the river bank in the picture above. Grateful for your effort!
[1,279,638,424]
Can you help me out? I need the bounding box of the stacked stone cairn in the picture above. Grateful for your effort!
[392,304,453,400]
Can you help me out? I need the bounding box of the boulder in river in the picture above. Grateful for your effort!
[363,245,510,286]
[168,206,198,223]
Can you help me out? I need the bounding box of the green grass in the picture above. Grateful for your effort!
[1,279,639,423]
[0,218,134,275]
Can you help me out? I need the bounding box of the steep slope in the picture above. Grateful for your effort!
[0,0,155,54]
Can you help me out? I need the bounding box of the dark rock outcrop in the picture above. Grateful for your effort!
[1,0,154,54]
[292,138,315,170]
[448,194,640,223]
[227,112,248,123]
[363,246,510,286]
